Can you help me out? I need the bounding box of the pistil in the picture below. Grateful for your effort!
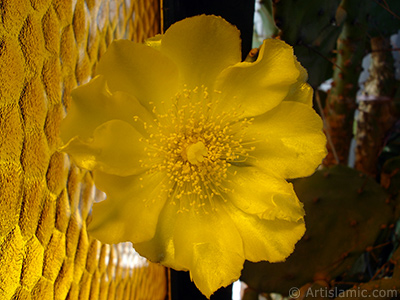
[140,86,254,212]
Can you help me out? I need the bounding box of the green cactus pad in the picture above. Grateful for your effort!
[271,0,343,87]
[367,0,400,38]
[381,156,400,198]
[241,165,393,296]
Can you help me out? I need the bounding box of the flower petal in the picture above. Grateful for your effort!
[215,39,300,117]
[227,167,304,221]
[282,59,313,106]
[283,81,313,106]
[60,75,155,142]
[223,201,305,263]
[173,206,244,297]
[160,15,241,89]
[61,120,148,176]
[95,40,179,111]
[135,201,244,298]
[88,170,169,244]
[134,201,184,269]
[145,34,162,50]
[245,101,327,179]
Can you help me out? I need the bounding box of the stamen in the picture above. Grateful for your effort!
[141,86,256,212]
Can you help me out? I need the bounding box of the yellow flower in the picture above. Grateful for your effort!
[60,15,327,298]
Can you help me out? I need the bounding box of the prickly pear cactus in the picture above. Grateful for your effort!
[241,165,393,296]
[270,0,342,88]
[242,1,400,300]
[367,0,400,38]
[355,36,398,177]
[323,0,371,166]
[381,157,400,198]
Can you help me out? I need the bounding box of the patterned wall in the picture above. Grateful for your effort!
[0,0,167,299]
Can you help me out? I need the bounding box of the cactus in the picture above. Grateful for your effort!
[300,245,400,300]
[239,1,400,299]
[366,0,400,38]
[323,0,371,166]
[354,36,398,177]
[323,0,400,166]
[381,156,400,198]
[270,0,343,88]
[240,165,393,296]
[353,0,400,176]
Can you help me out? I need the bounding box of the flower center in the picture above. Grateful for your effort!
[138,86,255,212]
[185,141,208,165]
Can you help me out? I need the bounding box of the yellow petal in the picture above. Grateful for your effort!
[61,120,148,176]
[135,200,244,298]
[223,201,305,263]
[227,167,304,221]
[60,75,155,142]
[88,170,169,244]
[295,59,308,83]
[283,59,313,106]
[134,201,184,269]
[215,39,300,117]
[160,15,241,89]
[173,206,244,298]
[283,81,313,106]
[95,40,179,112]
[145,34,163,50]
[245,101,327,179]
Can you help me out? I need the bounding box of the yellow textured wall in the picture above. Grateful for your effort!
[0,0,167,299]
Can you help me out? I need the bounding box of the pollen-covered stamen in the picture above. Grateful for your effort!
[141,86,254,212]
